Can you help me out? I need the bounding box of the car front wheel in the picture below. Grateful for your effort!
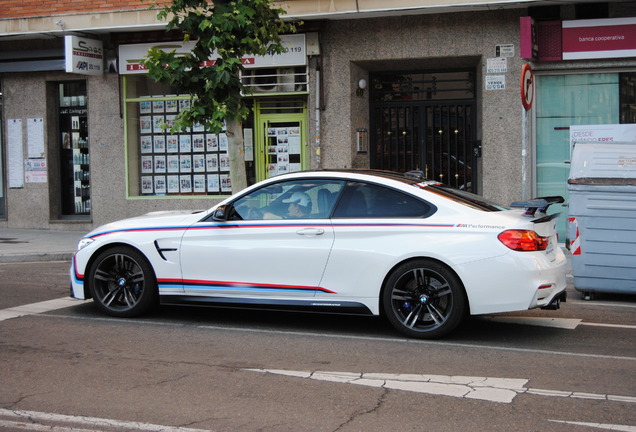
[383,259,466,339]
[88,246,158,317]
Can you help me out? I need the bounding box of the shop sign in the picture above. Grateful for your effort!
[65,36,104,75]
[119,34,306,75]
[519,17,538,60]
[562,17,636,60]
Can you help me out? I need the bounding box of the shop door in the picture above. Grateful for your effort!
[254,99,307,181]
[58,81,91,217]
[369,71,477,193]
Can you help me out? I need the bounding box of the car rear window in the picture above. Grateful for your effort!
[332,182,435,218]
[420,183,508,211]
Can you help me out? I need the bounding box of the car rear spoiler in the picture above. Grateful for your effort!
[509,196,564,217]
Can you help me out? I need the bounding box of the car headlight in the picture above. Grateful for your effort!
[77,237,95,251]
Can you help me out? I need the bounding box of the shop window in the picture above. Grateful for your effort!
[620,72,636,124]
[535,72,633,240]
[58,81,90,217]
[124,75,254,197]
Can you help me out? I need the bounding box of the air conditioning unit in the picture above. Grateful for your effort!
[278,68,297,92]
[242,68,305,94]
[249,68,279,93]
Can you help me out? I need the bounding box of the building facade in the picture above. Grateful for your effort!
[1,0,635,241]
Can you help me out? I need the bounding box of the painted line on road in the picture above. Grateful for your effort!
[570,299,636,309]
[0,297,88,322]
[247,369,636,406]
[478,316,582,329]
[580,322,636,330]
[0,408,214,432]
[549,420,636,432]
[480,316,636,331]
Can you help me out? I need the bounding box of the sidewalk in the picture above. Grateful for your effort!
[0,229,84,263]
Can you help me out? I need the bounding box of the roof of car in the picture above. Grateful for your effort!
[299,169,426,183]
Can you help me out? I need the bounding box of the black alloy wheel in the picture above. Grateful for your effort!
[383,259,466,339]
[88,246,158,317]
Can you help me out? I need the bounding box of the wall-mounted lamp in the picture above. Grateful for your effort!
[356,128,368,154]
[356,79,367,97]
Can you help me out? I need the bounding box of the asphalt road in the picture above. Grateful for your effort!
[1,261,635,432]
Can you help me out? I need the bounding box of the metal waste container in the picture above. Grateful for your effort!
[567,141,636,298]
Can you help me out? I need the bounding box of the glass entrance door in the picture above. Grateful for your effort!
[254,99,307,181]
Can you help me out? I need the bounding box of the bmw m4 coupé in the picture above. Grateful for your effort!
[71,170,567,338]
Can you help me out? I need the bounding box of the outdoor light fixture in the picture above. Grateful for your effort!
[356,79,367,97]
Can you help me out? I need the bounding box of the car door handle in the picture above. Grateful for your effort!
[296,227,325,236]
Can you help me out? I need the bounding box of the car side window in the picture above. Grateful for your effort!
[332,182,435,218]
[231,180,345,220]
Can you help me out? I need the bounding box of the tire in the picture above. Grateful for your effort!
[382,259,466,339]
[87,246,158,317]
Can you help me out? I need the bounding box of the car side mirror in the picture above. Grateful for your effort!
[212,205,227,221]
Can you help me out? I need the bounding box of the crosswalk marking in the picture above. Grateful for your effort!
[246,369,636,405]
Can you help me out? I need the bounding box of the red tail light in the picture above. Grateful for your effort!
[498,230,549,252]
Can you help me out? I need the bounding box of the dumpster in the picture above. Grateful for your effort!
[567,141,636,298]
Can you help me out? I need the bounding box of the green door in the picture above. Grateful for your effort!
[254,99,307,181]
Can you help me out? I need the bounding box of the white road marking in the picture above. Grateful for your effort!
[581,322,636,330]
[549,420,636,432]
[247,369,636,405]
[479,316,582,329]
[0,297,88,322]
[0,408,213,432]
[570,299,636,309]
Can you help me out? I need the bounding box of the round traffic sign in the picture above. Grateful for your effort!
[520,63,534,110]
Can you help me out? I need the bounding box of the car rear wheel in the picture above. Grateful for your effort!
[383,259,466,339]
[88,246,158,317]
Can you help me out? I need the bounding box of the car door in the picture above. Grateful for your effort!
[179,179,345,299]
[317,181,437,302]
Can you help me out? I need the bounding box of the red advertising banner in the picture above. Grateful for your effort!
[562,17,636,60]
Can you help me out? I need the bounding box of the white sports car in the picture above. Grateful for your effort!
[70,170,567,338]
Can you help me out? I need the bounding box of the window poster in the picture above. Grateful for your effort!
[167,175,179,193]
[140,136,152,153]
[141,156,153,174]
[179,175,192,193]
[154,176,167,194]
[193,174,206,193]
[154,156,166,173]
[141,176,153,194]
[167,155,179,173]
[207,174,220,192]
[220,174,231,192]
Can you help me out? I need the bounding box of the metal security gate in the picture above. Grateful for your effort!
[369,71,477,192]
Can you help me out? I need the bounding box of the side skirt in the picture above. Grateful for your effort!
[159,295,374,315]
